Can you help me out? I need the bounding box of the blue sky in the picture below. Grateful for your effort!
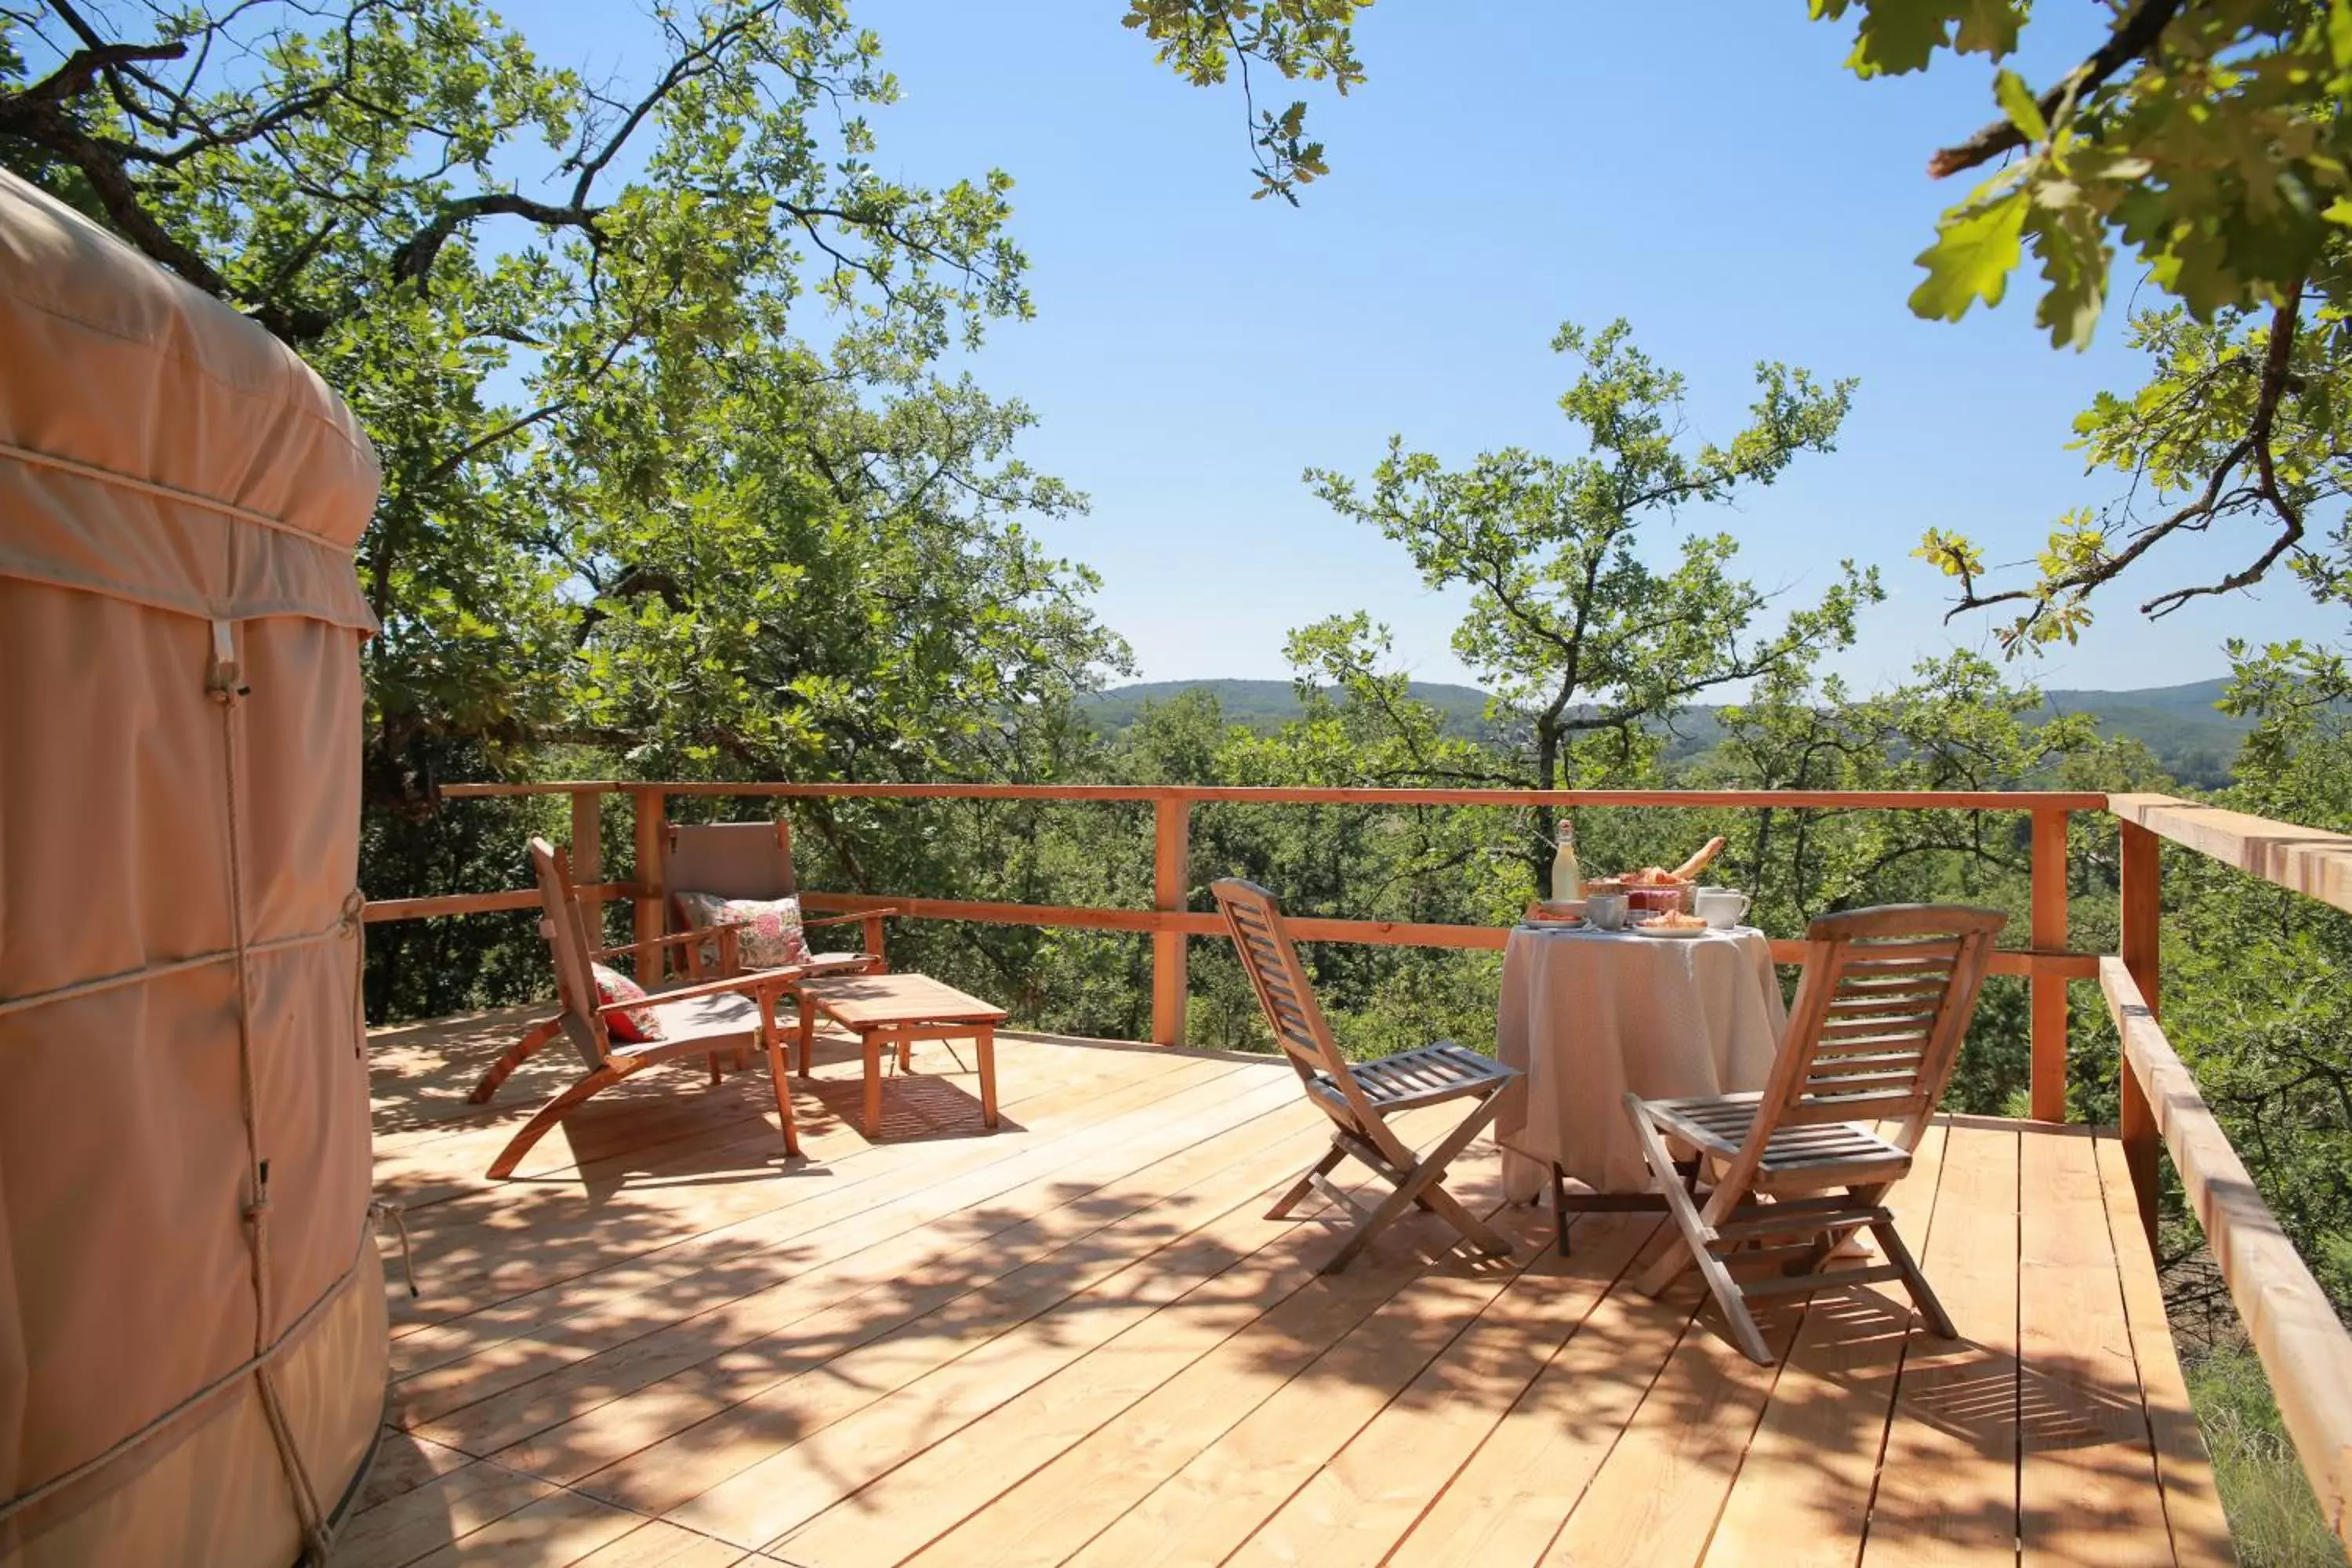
[511,0,2339,693]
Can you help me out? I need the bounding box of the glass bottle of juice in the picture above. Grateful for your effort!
[1550,819,1583,903]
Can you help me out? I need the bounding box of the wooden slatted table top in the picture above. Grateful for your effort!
[797,971,1007,1027]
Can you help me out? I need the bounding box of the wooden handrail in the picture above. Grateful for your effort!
[361,881,635,924]
[376,781,2100,1120]
[2111,791,2352,917]
[2103,957,2352,1550]
[437,779,2109,810]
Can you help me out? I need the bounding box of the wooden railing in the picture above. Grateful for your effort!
[2104,793,2352,1548]
[364,777,2352,1547]
[370,782,2105,1118]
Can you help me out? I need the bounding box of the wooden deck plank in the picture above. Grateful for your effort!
[1222,1212,1657,1568]
[376,1025,1197,1216]
[764,1128,1520,1566]
[388,1040,1222,1359]
[2091,1133,2234,1565]
[1701,1122,1952,1566]
[1385,1279,1698,1563]
[376,1022,1184,1218]
[1535,1278,1804,1564]
[1055,1152,1540,1568]
[393,1061,1295,1428]
[358,1014,2212,1568]
[337,1459,557,1568]
[1860,1119,2020,1566]
[452,1075,1316,1472]
[574,1106,1344,1533]
[394,1486,648,1568]
[902,1155,1512,1567]
[387,1034,1217,1329]
[666,1121,1365,1549]
[2016,1126,2175,1561]
[507,1089,1327,1504]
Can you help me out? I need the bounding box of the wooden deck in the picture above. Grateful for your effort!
[354,1004,2230,1566]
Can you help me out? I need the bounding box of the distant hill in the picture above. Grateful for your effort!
[2037,678,2249,789]
[1080,675,2253,786]
[1080,679,1497,738]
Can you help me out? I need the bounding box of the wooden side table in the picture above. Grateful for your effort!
[795,972,1009,1138]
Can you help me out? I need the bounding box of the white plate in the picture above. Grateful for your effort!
[1632,922,1709,939]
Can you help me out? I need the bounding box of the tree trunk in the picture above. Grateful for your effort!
[1530,720,1561,893]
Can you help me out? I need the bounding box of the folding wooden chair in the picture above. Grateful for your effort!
[1624,903,2006,1363]
[1213,878,1521,1274]
[485,837,804,1179]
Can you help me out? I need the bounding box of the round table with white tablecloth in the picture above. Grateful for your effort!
[1494,923,1788,1201]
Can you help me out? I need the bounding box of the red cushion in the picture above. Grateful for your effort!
[591,961,664,1042]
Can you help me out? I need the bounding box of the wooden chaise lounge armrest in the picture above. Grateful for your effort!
[590,919,754,962]
[592,966,798,1018]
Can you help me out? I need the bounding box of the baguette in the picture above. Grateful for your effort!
[1671,835,1727,882]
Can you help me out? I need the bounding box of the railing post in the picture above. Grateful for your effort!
[2119,817,2162,1249]
[2029,808,2071,1123]
[1152,792,1190,1047]
[572,786,604,943]
[631,786,666,978]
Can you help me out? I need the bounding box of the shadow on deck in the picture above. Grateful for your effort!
[351,1003,2228,1567]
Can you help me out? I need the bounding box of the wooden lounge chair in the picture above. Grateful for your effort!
[663,818,891,983]
[485,837,804,1180]
[1213,878,1521,1275]
[468,815,892,1105]
[1624,902,2006,1363]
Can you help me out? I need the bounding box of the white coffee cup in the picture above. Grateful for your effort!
[1694,887,1751,929]
[1585,891,1629,931]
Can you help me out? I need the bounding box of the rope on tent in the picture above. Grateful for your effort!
[212,619,335,1564]
[0,921,351,1019]
[0,436,358,550]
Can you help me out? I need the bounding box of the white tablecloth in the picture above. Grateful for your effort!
[1494,924,1787,1200]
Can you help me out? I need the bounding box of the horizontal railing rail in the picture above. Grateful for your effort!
[2106,792,2352,1550]
[372,782,2104,1123]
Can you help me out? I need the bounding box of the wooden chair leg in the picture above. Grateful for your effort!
[1319,1168,1428,1276]
[796,991,816,1078]
[707,1051,722,1085]
[976,1025,997,1129]
[1624,1094,1771,1364]
[1553,1162,1570,1258]
[1316,1095,1508,1275]
[1871,1217,1956,1338]
[1384,1095,1513,1258]
[468,1016,559,1104]
[862,1029,884,1138]
[486,1066,626,1179]
[1269,1142,1347,1220]
[759,991,800,1160]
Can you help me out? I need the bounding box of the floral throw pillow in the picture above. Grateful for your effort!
[590,961,664,1043]
[676,891,812,971]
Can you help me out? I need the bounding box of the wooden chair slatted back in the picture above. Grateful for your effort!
[1735,905,2005,1188]
[528,835,613,1073]
[1213,879,1400,1150]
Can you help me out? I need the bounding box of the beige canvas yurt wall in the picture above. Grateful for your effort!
[0,170,387,1565]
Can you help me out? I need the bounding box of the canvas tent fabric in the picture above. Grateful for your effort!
[0,169,387,1566]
